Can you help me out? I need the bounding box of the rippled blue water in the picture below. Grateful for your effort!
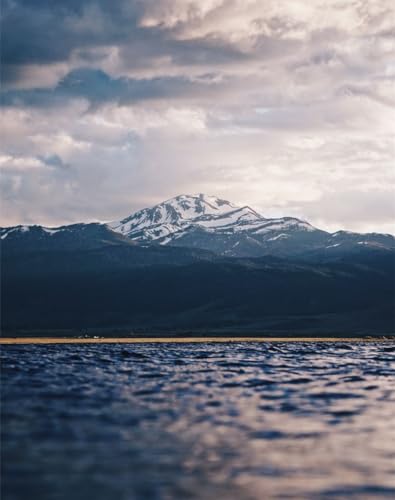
[1,342,395,499]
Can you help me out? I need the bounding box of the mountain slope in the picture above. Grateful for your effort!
[109,194,395,258]
[2,249,394,334]
[0,223,136,253]
[0,222,217,269]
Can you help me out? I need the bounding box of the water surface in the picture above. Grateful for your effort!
[1,342,395,499]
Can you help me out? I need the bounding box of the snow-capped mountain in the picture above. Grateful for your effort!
[108,194,394,257]
[108,194,265,243]
[108,194,324,257]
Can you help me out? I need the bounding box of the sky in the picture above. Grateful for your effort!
[1,0,394,233]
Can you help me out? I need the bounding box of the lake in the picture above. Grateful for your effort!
[1,341,395,499]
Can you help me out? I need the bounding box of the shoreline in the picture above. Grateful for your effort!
[1,337,393,344]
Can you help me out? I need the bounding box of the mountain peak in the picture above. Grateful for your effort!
[108,193,314,246]
[164,193,238,215]
[108,193,263,242]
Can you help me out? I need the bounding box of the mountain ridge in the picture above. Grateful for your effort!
[1,194,394,258]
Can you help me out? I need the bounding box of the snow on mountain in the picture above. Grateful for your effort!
[1,224,81,241]
[1,225,30,239]
[108,194,315,243]
[108,194,258,241]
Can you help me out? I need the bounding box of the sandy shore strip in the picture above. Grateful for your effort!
[0,337,393,344]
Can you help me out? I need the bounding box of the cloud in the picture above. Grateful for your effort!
[37,154,69,169]
[1,68,225,108]
[1,0,394,233]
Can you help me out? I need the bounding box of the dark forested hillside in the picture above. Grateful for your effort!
[2,237,394,335]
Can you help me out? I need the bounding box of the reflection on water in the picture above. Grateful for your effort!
[1,342,395,499]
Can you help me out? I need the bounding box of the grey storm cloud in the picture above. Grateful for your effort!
[1,1,141,68]
[1,0,247,86]
[1,0,394,233]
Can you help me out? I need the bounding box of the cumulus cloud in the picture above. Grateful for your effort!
[1,0,394,232]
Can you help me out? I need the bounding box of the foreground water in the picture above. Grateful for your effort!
[1,342,395,500]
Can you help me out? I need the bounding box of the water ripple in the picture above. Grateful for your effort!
[1,341,395,499]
